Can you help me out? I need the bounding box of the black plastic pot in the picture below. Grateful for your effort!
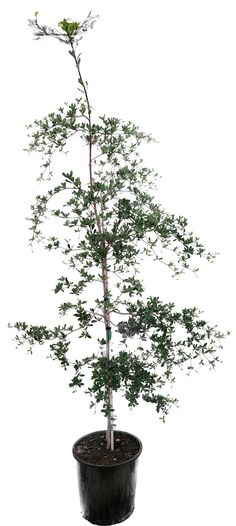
[72,430,142,525]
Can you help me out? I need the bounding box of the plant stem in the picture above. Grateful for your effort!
[70,42,114,451]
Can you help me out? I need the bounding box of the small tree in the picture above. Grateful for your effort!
[10,12,229,451]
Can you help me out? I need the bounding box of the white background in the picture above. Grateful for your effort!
[0,1,235,525]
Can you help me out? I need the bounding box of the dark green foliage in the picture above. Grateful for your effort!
[117,298,225,376]
[10,13,229,425]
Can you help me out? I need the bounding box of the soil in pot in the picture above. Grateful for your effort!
[74,430,140,465]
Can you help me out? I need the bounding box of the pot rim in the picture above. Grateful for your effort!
[72,429,142,468]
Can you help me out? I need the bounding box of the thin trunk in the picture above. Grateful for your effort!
[70,43,114,451]
[107,387,114,450]
[101,197,114,451]
[105,316,114,451]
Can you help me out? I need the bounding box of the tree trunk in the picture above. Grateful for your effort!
[71,43,114,451]
[106,327,114,450]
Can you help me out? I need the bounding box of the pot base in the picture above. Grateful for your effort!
[83,506,134,525]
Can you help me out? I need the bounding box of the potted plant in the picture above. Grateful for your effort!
[10,11,229,526]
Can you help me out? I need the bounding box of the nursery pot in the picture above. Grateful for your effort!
[72,430,142,525]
